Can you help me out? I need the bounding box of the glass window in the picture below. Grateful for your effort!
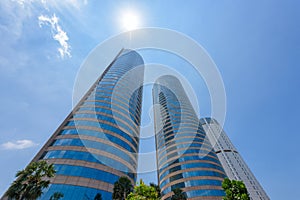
[52,138,136,164]
[38,184,113,200]
[43,150,134,177]
[59,128,137,152]
[63,120,138,148]
[54,164,120,184]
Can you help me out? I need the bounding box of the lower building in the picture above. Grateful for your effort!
[200,118,270,200]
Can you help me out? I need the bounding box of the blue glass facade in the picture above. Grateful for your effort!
[153,75,226,200]
[33,49,144,199]
[2,51,232,200]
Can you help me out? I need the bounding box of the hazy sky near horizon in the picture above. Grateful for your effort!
[0,1,300,199]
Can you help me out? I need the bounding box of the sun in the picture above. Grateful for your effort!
[120,10,140,31]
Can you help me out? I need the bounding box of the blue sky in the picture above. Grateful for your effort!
[0,1,300,199]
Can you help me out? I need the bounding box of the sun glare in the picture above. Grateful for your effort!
[120,10,140,31]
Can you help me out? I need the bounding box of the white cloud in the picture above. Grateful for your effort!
[14,0,25,5]
[37,0,88,11]
[1,140,38,150]
[38,14,71,58]
[12,0,88,8]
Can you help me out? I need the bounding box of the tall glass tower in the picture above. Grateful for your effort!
[152,75,226,200]
[200,118,270,200]
[2,49,270,200]
[4,49,144,200]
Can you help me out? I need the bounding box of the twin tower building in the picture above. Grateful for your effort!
[4,50,269,200]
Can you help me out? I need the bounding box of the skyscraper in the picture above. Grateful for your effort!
[2,49,270,200]
[152,75,226,200]
[2,49,144,200]
[200,118,270,200]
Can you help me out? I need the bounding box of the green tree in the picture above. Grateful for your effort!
[94,193,102,200]
[171,188,187,200]
[222,178,250,200]
[50,192,64,200]
[149,183,161,198]
[126,180,159,200]
[113,176,133,200]
[5,160,56,200]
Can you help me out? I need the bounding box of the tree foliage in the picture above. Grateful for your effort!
[149,183,161,198]
[50,192,64,200]
[94,193,102,200]
[222,178,250,200]
[126,180,160,200]
[113,176,133,200]
[171,188,187,200]
[5,160,56,200]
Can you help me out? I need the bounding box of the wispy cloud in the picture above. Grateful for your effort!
[1,140,38,150]
[38,14,71,58]
[12,0,88,8]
